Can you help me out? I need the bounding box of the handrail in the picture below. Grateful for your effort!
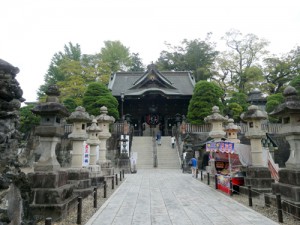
[152,128,158,167]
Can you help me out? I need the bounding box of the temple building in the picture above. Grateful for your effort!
[108,64,195,136]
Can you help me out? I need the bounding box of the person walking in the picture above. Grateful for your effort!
[156,131,161,145]
[190,157,197,177]
[171,136,175,148]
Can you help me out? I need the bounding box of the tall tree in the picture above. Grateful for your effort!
[156,34,218,81]
[263,46,300,94]
[214,29,269,94]
[100,40,132,73]
[187,81,224,124]
[129,53,145,71]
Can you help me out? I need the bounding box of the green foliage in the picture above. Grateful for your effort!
[82,82,119,119]
[156,34,218,82]
[226,92,249,112]
[290,75,300,95]
[63,98,78,112]
[187,81,224,124]
[19,104,40,136]
[263,46,300,94]
[100,40,132,72]
[225,103,243,122]
[266,93,284,122]
[215,29,269,93]
[129,53,145,71]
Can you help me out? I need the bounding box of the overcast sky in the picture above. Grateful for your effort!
[1,0,300,102]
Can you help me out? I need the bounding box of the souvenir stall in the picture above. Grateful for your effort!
[206,141,246,194]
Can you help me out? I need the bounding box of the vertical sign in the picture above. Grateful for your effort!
[82,141,90,166]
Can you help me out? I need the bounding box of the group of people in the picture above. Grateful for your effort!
[156,132,176,149]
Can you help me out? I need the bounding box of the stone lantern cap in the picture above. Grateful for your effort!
[96,106,115,124]
[240,105,268,121]
[270,86,300,116]
[31,85,69,117]
[68,106,91,123]
[225,118,241,131]
[87,118,102,133]
[204,106,228,123]
[0,59,20,77]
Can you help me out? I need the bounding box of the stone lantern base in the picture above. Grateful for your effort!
[99,160,115,176]
[265,169,300,220]
[66,168,93,198]
[28,170,77,221]
[240,167,274,196]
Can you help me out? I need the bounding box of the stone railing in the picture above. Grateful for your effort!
[183,123,282,134]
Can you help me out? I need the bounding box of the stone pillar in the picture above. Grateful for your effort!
[224,118,240,144]
[265,86,300,218]
[96,106,115,164]
[87,118,101,166]
[204,106,228,174]
[32,85,70,171]
[86,117,102,184]
[96,106,115,175]
[68,106,91,168]
[240,105,273,195]
[240,105,268,167]
[30,85,77,220]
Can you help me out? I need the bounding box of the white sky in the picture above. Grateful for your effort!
[1,0,300,102]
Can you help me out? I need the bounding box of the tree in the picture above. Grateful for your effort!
[19,104,40,138]
[37,42,82,98]
[263,46,300,94]
[129,53,145,71]
[82,82,119,119]
[156,34,218,81]
[224,92,249,122]
[265,93,284,122]
[214,29,269,94]
[100,40,132,73]
[187,81,224,124]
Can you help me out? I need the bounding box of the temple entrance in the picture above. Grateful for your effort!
[109,64,195,136]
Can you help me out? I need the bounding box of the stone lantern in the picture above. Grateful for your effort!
[224,118,241,144]
[240,105,273,195]
[86,117,101,166]
[204,106,228,174]
[204,106,228,141]
[266,86,300,218]
[68,106,91,168]
[240,105,267,167]
[96,106,115,175]
[31,85,70,171]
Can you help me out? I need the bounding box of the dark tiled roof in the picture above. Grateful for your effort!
[108,70,195,97]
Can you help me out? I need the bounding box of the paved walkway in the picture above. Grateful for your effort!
[86,169,278,225]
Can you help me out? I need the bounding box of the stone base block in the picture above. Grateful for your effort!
[101,167,114,176]
[28,171,68,188]
[246,167,272,178]
[74,187,94,198]
[33,184,75,204]
[244,177,274,189]
[30,195,77,222]
[278,169,300,186]
[239,186,272,197]
[91,176,104,187]
[271,182,300,202]
[67,169,89,180]
[68,179,91,189]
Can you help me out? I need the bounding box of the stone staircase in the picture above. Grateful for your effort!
[131,136,180,169]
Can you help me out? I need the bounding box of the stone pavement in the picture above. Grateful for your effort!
[86,169,278,225]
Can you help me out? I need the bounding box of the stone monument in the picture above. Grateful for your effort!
[204,106,228,174]
[266,86,300,218]
[96,106,115,175]
[240,105,273,194]
[86,117,102,185]
[224,118,241,144]
[30,85,77,220]
[67,106,92,196]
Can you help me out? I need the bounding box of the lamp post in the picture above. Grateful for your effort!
[121,92,124,122]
